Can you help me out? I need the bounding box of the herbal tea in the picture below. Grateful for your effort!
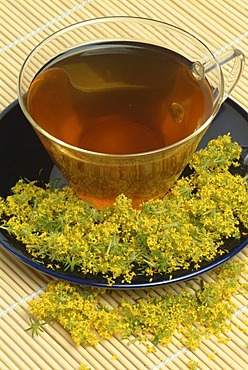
[27,41,213,154]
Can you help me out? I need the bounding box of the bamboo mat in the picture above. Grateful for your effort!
[1,1,248,369]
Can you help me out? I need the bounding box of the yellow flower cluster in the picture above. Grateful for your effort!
[79,365,91,370]
[0,135,247,285]
[27,260,247,352]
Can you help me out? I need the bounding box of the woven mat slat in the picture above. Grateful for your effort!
[1,1,248,370]
[1,338,37,370]
[2,252,50,290]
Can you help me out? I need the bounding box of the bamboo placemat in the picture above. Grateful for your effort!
[1,1,248,369]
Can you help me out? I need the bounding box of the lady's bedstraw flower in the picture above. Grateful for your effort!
[0,134,247,284]
[27,260,247,352]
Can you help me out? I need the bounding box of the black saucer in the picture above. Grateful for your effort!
[0,99,247,289]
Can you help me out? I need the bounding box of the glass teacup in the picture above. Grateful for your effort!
[18,17,245,208]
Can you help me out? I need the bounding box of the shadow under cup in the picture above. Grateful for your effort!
[18,17,243,208]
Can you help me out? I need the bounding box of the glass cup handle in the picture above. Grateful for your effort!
[204,48,245,101]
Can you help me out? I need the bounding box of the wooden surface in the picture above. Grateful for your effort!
[1,1,248,369]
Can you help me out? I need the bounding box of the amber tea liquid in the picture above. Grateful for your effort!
[27,41,214,207]
[27,41,213,155]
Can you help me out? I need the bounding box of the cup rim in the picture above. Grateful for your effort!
[17,15,224,159]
